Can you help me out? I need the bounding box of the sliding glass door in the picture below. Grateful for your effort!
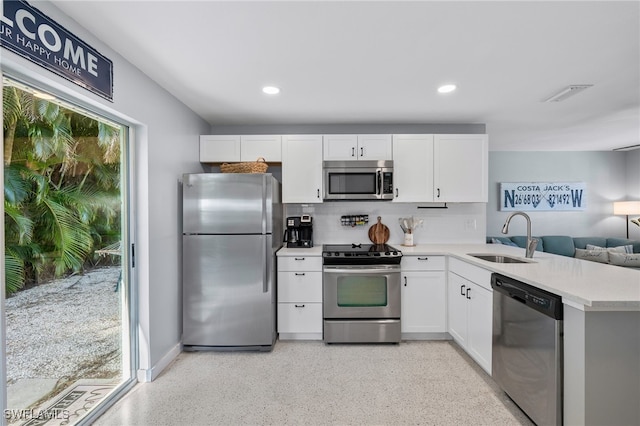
[2,76,136,425]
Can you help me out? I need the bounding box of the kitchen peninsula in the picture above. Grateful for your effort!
[278,242,640,425]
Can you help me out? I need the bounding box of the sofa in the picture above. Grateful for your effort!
[487,235,640,268]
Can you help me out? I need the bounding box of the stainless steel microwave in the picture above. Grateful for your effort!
[323,160,394,200]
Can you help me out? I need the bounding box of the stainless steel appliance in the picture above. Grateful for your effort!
[322,243,402,343]
[323,160,393,200]
[491,273,563,426]
[283,215,313,248]
[182,173,282,351]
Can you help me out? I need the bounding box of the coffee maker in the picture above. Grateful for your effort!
[283,215,313,248]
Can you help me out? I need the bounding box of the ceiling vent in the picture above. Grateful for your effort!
[543,84,593,102]
[613,144,640,152]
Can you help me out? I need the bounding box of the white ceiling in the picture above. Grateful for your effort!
[52,1,640,151]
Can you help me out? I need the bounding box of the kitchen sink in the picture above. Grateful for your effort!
[467,254,534,264]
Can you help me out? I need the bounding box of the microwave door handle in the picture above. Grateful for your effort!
[377,170,381,197]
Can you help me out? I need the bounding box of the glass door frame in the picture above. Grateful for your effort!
[0,70,139,425]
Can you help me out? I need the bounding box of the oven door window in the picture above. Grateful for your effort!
[328,172,376,195]
[337,276,387,307]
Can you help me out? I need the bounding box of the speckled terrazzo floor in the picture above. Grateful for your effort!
[95,340,533,425]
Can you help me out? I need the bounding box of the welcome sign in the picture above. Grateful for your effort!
[500,182,586,211]
[1,0,113,101]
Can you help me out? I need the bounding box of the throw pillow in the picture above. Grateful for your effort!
[574,248,609,263]
[609,252,640,267]
[490,238,518,247]
[586,244,633,254]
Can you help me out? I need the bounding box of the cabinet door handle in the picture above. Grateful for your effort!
[395,188,399,198]
[295,273,305,276]
[317,188,320,198]
[466,288,471,300]
[417,257,429,261]
[437,188,441,198]
[294,257,305,261]
[460,285,466,296]
[294,304,305,308]
[352,147,355,157]
[360,147,364,157]
[404,276,408,286]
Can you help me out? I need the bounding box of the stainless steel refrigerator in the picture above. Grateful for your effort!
[182,173,282,351]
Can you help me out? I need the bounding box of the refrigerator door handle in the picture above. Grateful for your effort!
[263,236,271,293]
[261,176,268,235]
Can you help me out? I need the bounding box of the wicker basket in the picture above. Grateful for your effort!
[220,157,268,174]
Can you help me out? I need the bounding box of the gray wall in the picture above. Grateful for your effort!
[487,151,633,239]
[0,1,210,387]
[626,149,640,199]
[209,123,485,134]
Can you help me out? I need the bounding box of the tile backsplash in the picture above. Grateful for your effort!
[284,201,486,246]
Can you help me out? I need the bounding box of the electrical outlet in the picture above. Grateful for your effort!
[464,219,477,231]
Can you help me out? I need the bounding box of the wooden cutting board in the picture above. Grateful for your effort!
[368,216,390,244]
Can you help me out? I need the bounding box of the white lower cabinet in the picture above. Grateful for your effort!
[447,258,493,374]
[277,254,323,340]
[401,256,446,338]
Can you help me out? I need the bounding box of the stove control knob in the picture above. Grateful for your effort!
[335,252,340,256]
[325,253,331,256]
[385,251,390,255]
[392,251,398,255]
[374,253,380,256]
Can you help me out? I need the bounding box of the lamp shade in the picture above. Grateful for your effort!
[613,201,640,215]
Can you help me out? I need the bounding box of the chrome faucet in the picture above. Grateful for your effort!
[501,211,538,258]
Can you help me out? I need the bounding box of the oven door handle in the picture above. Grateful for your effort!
[323,267,400,274]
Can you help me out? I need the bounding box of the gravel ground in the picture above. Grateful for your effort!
[5,266,122,387]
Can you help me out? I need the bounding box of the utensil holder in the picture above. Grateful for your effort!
[403,232,414,246]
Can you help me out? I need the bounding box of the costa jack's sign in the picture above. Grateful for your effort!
[1,0,113,101]
[500,182,586,211]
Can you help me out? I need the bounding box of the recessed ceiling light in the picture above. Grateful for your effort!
[437,84,457,94]
[262,86,280,95]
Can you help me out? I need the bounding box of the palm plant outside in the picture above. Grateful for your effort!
[3,83,122,295]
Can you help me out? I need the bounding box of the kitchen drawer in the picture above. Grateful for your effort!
[277,303,323,333]
[277,271,322,302]
[402,255,445,271]
[278,255,322,272]
[449,257,492,291]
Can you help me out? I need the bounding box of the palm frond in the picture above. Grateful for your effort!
[4,248,26,295]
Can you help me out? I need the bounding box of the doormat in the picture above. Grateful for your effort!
[15,384,116,426]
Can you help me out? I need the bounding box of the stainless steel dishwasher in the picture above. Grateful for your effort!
[491,273,563,426]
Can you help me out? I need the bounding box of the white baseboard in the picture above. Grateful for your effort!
[136,343,182,382]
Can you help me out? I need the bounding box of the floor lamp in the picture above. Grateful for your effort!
[613,201,640,239]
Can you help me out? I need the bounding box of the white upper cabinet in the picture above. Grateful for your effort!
[200,135,241,162]
[322,135,358,160]
[199,135,282,163]
[323,134,392,161]
[392,134,488,203]
[434,134,488,202]
[240,135,282,162]
[282,135,323,203]
[392,134,435,202]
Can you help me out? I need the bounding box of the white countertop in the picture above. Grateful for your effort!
[278,243,640,311]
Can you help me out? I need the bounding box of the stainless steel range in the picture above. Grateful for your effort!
[322,243,402,343]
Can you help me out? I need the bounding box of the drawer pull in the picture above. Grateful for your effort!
[294,257,305,261]
[460,285,466,296]
[294,304,305,308]
[417,257,429,261]
[295,273,306,276]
